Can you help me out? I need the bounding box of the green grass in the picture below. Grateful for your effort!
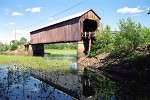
[0,55,75,73]
[45,49,77,55]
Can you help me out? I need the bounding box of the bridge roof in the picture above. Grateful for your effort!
[31,9,100,33]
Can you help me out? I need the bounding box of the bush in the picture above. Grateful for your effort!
[0,43,10,52]
[113,18,143,57]
[89,25,114,57]
[3,45,10,51]
[10,44,18,51]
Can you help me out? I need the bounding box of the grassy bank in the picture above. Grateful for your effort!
[0,55,74,73]
[45,49,77,55]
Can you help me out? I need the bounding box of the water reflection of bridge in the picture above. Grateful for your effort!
[31,69,97,100]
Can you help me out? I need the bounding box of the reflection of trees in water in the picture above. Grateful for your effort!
[85,69,150,100]
[114,80,150,100]
[81,69,116,100]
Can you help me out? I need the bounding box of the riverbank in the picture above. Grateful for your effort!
[100,55,150,83]
[79,53,150,84]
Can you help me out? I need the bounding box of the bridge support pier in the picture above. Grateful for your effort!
[77,38,92,58]
[28,44,44,56]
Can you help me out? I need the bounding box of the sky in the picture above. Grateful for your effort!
[0,0,150,44]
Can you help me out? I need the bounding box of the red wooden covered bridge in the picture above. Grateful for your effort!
[28,9,101,57]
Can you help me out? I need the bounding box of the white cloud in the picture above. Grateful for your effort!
[12,12,23,16]
[9,22,15,25]
[147,7,150,10]
[48,17,53,20]
[117,7,143,13]
[25,7,41,13]
[4,22,15,26]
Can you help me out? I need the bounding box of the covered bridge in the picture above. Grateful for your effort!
[29,9,101,57]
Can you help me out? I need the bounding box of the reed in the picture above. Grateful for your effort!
[0,55,74,73]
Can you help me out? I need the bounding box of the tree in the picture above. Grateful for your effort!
[142,27,150,45]
[0,42,10,51]
[11,40,20,45]
[20,37,27,45]
[141,27,150,52]
[89,25,115,57]
[10,44,18,51]
[113,18,143,57]
[44,43,77,50]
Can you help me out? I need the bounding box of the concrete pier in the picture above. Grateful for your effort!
[28,44,44,56]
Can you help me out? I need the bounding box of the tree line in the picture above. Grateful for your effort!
[0,37,27,52]
[0,37,77,52]
[44,43,77,50]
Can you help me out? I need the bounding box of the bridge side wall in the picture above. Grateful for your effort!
[30,18,81,44]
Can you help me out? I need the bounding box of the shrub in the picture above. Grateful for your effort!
[10,44,18,51]
[113,18,143,57]
[89,25,114,57]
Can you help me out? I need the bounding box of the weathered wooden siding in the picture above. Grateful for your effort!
[30,18,81,44]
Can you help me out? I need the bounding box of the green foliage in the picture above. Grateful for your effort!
[0,37,28,52]
[90,18,150,59]
[142,27,150,45]
[2,44,10,51]
[0,42,10,52]
[10,40,20,51]
[10,43,18,51]
[20,37,27,45]
[112,18,143,57]
[89,25,114,57]
[44,43,77,50]
[11,40,20,45]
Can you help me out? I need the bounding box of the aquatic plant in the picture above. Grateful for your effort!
[0,55,75,73]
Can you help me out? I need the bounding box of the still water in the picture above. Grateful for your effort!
[0,54,150,100]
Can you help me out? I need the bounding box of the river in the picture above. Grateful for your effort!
[0,54,149,100]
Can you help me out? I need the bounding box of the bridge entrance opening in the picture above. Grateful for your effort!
[83,19,98,32]
[79,19,98,56]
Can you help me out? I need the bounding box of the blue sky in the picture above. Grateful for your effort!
[0,0,150,43]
